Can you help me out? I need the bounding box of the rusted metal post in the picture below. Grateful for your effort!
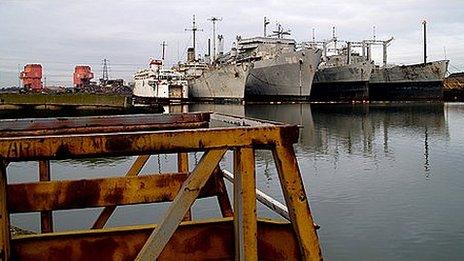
[39,160,53,233]
[233,148,258,261]
[135,148,227,260]
[178,153,192,221]
[92,155,150,229]
[215,169,233,218]
[272,145,322,261]
[0,161,10,261]
[177,153,189,173]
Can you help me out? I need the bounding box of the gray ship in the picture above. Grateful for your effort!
[188,61,252,101]
[369,60,449,101]
[356,36,449,101]
[311,46,374,101]
[180,15,253,102]
[238,24,322,101]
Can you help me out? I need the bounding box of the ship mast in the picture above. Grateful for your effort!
[264,17,270,37]
[185,15,202,60]
[208,16,222,62]
[423,20,427,64]
[160,41,167,61]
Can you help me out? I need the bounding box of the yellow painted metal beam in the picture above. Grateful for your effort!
[177,153,192,221]
[215,168,234,218]
[92,155,151,229]
[38,160,53,233]
[11,218,301,261]
[135,148,227,260]
[8,173,222,213]
[272,145,323,261]
[0,125,298,161]
[0,162,10,261]
[233,148,258,260]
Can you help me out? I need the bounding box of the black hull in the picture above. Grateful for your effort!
[188,97,243,104]
[369,81,443,101]
[310,81,369,102]
[444,89,464,102]
[244,94,310,102]
[132,95,186,105]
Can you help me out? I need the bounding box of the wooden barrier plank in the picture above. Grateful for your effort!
[233,148,258,260]
[272,145,322,261]
[38,160,53,233]
[92,155,151,229]
[0,162,10,261]
[135,148,227,260]
[7,173,222,213]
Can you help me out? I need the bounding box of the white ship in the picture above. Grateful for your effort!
[133,59,188,103]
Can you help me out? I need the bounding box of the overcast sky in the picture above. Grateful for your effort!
[1,0,463,87]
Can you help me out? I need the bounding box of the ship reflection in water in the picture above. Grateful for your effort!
[189,102,464,261]
[8,102,464,260]
[189,103,448,177]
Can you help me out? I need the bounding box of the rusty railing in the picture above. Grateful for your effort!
[0,112,322,261]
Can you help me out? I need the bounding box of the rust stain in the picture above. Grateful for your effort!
[105,136,132,152]
[56,144,71,157]
[103,186,124,205]
[79,238,120,260]
[64,179,101,208]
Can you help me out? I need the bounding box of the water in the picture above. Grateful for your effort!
[7,102,464,260]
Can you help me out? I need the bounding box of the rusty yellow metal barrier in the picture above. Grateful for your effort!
[0,112,322,261]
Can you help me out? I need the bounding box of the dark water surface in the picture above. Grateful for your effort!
[8,102,464,260]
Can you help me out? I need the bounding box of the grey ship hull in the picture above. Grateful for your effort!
[189,63,252,102]
[245,48,322,101]
[311,61,374,101]
[369,60,449,101]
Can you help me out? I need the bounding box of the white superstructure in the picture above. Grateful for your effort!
[133,59,188,100]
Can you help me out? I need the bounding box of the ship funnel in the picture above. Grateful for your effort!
[231,47,238,57]
[187,47,195,62]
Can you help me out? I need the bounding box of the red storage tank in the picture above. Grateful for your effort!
[73,65,94,87]
[19,64,43,91]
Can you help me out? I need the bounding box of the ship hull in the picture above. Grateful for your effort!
[369,60,449,101]
[189,63,252,102]
[311,62,373,101]
[245,48,322,101]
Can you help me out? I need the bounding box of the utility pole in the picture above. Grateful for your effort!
[185,14,202,59]
[312,28,315,42]
[161,41,167,60]
[423,20,427,64]
[264,16,270,37]
[102,59,109,85]
[208,16,222,62]
[17,64,21,88]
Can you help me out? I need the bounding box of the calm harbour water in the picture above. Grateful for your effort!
[8,102,464,260]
